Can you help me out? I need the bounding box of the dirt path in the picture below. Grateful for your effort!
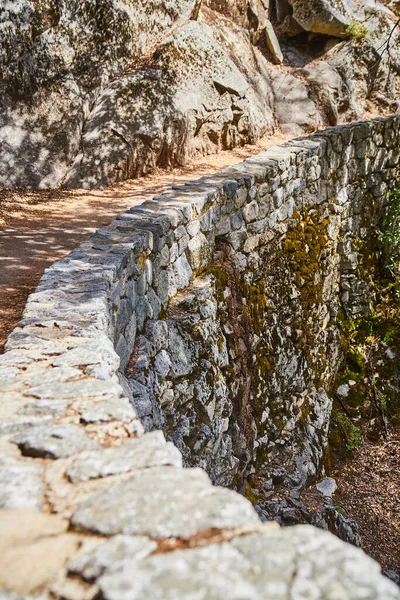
[333,429,400,574]
[0,134,294,352]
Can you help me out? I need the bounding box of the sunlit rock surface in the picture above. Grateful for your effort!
[1,0,399,188]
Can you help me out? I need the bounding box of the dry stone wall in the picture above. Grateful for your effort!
[1,116,400,599]
[126,114,400,488]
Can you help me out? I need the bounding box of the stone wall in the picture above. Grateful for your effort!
[1,116,400,599]
[126,114,400,488]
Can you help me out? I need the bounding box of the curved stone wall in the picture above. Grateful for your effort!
[125,114,400,488]
[1,116,400,599]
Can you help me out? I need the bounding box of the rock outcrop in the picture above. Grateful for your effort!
[0,0,276,189]
[288,0,355,36]
[204,0,271,43]
[64,18,274,187]
[0,0,201,188]
[1,0,399,189]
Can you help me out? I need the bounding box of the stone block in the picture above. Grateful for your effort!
[12,424,99,459]
[67,431,182,483]
[71,466,258,537]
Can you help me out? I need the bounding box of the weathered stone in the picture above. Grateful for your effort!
[336,512,362,547]
[281,14,304,37]
[167,326,196,377]
[0,510,77,595]
[71,466,259,537]
[0,510,68,554]
[0,532,81,596]
[302,59,351,126]
[242,200,259,223]
[289,0,353,36]
[52,338,119,374]
[0,367,20,390]
[173,254,193,290]
[79,398,136,424]
[243,234,260,253]
[28,378,123,400]
[187,233,213,272]
[231,210,244,230]
[18,400,69,417]
[276,0,292,22]
[98,525,400,600]
[0,456,44,511]
[205,0,270,43]
[49,573,99,600]
[154,350,172,378]
[69,535,157,580]
[128,380,153,418]
[67,431,182,482]
[62,18,274,189]
[316,477,337,497]
[24,366,82,388]
[0,0,203,189]
[12,424,99,459]
[135,296,153,332]
[0,415,53,435]
[270,70,322,131]
[265,21,283,64]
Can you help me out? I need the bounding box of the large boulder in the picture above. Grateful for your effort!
[287,0,356,37]
[0,78,85,188]
[285,0,400,45]
[0,0,199,96]
[300,59,350,126]
[0,0,275,189]
[0,0,201,189]
[274,0,400,129]
[65,17,274,187]
[269,69,322,132]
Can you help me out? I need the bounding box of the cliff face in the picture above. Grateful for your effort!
[1,0,399,189]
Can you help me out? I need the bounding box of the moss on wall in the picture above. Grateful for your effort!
[328,190,400,460]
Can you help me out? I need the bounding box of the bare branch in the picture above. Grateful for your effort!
[369,17,400,71]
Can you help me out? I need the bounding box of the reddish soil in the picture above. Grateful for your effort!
[332,429,400,573]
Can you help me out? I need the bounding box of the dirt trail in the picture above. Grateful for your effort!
[333,429,400,573]
[0,134,294,352]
